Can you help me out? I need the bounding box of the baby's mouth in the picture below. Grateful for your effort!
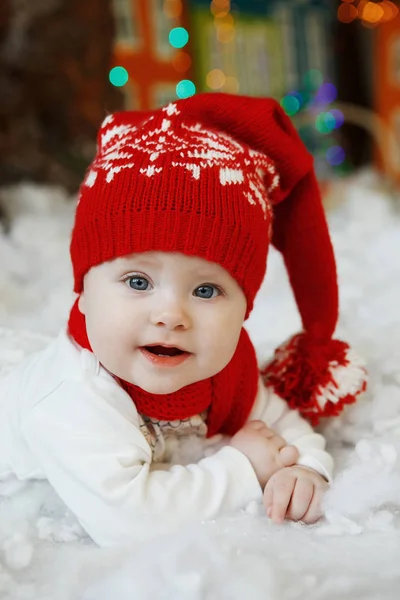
[144,345,185,357]
[140,344,192,367]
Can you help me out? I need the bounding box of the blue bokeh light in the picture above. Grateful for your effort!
[329,109,345,129]
[326,145,346,166]
[109,66,129,87]
[169,27,189,49]
[176,79,196,99]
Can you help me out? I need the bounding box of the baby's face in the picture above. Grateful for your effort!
[78,251,247,394]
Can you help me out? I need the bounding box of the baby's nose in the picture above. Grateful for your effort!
[150,300,191,330]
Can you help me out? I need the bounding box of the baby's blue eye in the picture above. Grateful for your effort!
[194,285,220,299]
[127,277,150,291]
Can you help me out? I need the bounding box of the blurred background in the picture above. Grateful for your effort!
[0,0,399,197]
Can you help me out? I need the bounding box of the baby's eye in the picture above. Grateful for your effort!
[194,285,221,299]
[125,276,151,291]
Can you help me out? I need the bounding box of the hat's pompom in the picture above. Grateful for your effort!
[261,333,367,425]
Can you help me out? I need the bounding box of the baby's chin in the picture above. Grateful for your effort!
[129,378,195,395]
[125,365,226,395]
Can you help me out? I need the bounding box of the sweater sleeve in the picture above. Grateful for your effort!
[21,378,261,547]
[248,377,334,482]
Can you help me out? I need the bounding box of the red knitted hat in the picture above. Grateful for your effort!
[69,93,367,423]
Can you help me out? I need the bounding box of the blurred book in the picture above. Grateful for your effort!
[111,0,193,109]
[188,0,335,99]
[375,8,400,185]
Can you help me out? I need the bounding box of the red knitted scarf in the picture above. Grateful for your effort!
[67,299,259,437]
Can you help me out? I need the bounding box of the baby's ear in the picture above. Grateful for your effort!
[78,294,85,315]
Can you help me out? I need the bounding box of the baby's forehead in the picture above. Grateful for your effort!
[108,251,230,277]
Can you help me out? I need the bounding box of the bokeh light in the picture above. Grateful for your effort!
[281,95,300,116]
[315,82,338,104]
[176,79,196,99]
[303,70,324,91]
[360,2,384,24]
[329,109,345,129]
[169,27,189,49]
[214,13,234,26]
[337,3,358,23]
[338,0,397,25]
[223,76,239,93]
[213,9,230,19]
[216,22,235,43]
[211,4,230,18]
[212,0,230,6]
[109,66,129,87]
[287,91,304,108]
[211,0,231,14]
[206,69,226,89]
[326,146,346,166]
[315,112,337,134]
[380,1,399,22]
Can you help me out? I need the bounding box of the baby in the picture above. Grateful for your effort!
[0,93,367,547]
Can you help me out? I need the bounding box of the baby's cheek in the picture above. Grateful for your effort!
[223,321,243,354]
[88,319,124,365]
[206,340,237,375]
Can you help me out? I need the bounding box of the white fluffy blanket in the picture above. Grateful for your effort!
[0,171,399,600]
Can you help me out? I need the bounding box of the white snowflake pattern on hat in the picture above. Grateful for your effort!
[82,103,279,219]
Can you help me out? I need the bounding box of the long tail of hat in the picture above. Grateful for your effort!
[177,93,367,423]
[261,169,367,424]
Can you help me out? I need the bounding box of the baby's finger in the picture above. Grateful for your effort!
[279,445,299,467]
[263,481,274,516]
[301,487,324,524]
[250,423,279,439]
[270,473,295,524]
[286,478,314,521]
[268,433,287,451]
[246,420,268,431]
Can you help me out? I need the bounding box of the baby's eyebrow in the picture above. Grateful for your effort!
[193,273,222,280]
[117,257,160,269]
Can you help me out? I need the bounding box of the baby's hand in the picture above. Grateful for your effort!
[230,421,299,488]
[263,466,329,524]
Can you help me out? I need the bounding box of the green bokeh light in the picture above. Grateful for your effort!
[315,112,336,134]
[176,79,196,99]
[109,66,129,87]
[281,95,300,116]
[169,27,189,49]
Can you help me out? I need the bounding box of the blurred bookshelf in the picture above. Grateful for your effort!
[111,0,345,179]
[109,0,400,186]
